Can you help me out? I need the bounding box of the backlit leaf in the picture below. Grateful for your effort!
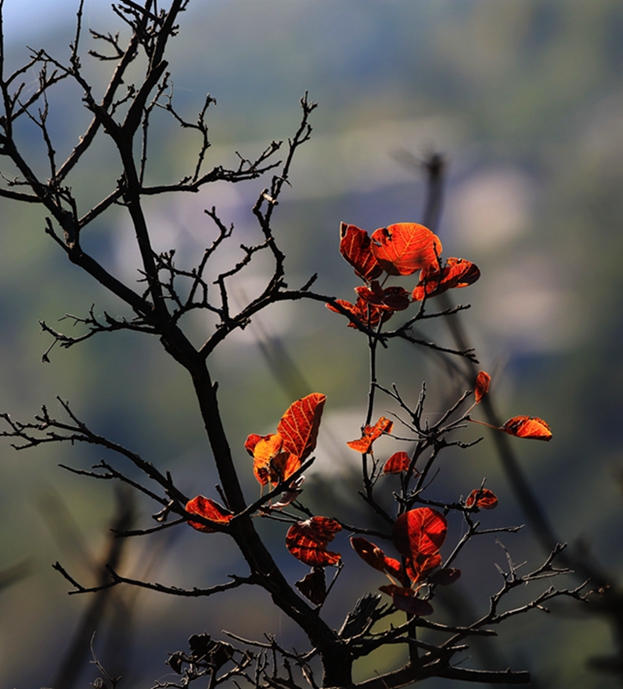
[186,496,233,533]
[465,488,498,510]
[355,282,411,312]
[500,416,552,441]
[251,433,285,486]
[350,537,405,583]
[326,296,389,330]
[393,507,447,559]
[285,516,342,567]
[412,257,480,301]
[339,222,383,282]
[347,416,393,454]
[382,451,411,474]
[474,371,491,404]
[405,552,442,583]
[370,223,442,276]
[244,433,272,456]
[277,393,326,461]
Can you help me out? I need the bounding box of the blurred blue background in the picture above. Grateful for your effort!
[0,0,622,687]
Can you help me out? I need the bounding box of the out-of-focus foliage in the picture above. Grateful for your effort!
[0,1,622,687]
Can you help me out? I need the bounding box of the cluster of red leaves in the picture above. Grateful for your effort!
[245,393,326,487]
[327,222,480,330]
[351,507,458,616]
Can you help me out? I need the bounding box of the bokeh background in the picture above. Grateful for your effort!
[0,0,622,687]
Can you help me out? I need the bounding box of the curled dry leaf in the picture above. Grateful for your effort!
[501,415,552,441]
[465,487,498,510]
[346,416,394,454]
[393,507,447,559]
[186,496,233,533]
[474,371,491,404]
[379,585,434,616]
[370,223,442,276]
[285,516,342,567]
[382,451,411,474]
[412,257,480,301]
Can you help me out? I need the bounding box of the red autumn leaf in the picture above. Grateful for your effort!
[295,567,327,605]
[379,585,434,616]
[326,296,389,330]
[382,451,411,474]
[474,371,491,404]
[350,537,386,571]
[285,516,342,567]
[277,393,326,461]
[412,257,480,301]
[428,567,461,586]
[370,223,442,276]
[465,488,498,510]
[270,451,302,484]
[339,222,383,282]
[351,537,405,583]
[500,416,552,441]
[347,416,394,454]
[355,282,411,312]
[186,495,233,533]
[405,551,442,583]
[393,507,447,559]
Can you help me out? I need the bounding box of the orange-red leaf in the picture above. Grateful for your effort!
[474,371,491,404]
[347,416,393,454]
[370,223,442,276]
[393,507,447,559]
[244,433,272,456]
[355,281,411,312]
[285,516,342,567]
[405,552,442,583]
[339,222,383,282]
[382,451,411,474]
[186,496,233,533]
[412,257,480,301]
[351,537,405,583]
[379,585,434,616]
[500,416,552,441]
[326,297,389,330]
[251,433,285,486]
[277,393,326,461]
[465,488,498,510]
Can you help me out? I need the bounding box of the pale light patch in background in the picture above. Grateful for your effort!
[206,116,464,201]
[445,167,535,252]
[476,255,582,353]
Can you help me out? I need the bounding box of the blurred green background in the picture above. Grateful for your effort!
[0,0,622,687]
